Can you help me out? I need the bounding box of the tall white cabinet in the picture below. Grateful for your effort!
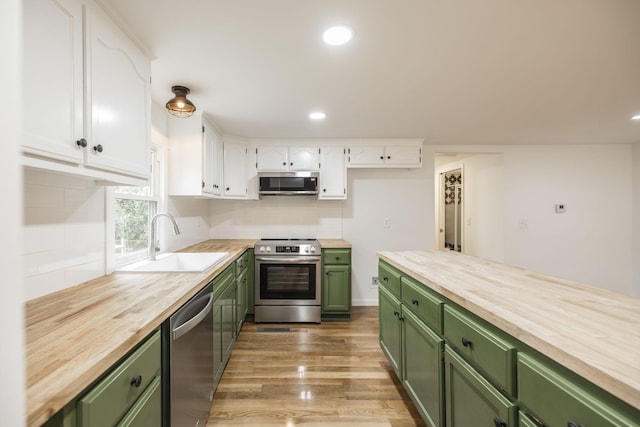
[22,0,151,182]
[318,146,347,200]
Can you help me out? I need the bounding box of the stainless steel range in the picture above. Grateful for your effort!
[254,238,321,323]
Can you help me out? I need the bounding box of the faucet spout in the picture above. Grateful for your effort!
[149,212,181,261]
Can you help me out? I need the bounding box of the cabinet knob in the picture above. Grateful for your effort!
[130,375,143,388]
[380,156,384,160]
[387,156,391,159]
[567,423,584,427]
[411,299,419,306]
[393,310,399,318]
[492,417,507,427]
[226,187,230,191]
[282,162,286,166]
[76,138,87,148]
[383,276,388,282]
[290,162,293,166]
[461,337,473,348]
[93,144,103,153]
[335,257,340,261]
[323,189,327,192]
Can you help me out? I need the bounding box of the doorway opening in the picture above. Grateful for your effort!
[440,168,463,252]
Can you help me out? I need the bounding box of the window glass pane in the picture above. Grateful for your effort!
[115,199,154,258]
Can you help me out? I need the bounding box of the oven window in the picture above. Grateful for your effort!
[259,264,317,299]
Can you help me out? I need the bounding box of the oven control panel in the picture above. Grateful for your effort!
[256,240,319,255]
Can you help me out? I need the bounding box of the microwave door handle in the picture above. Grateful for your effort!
[255,256,320,263]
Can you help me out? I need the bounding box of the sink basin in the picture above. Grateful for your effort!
[117,252,229,273]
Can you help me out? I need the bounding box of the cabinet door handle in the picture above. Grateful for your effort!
[411,299,419,306]
[568,422,584,427]
[493,417,507,427]
[383,276,388,282]
[461,337,473,348]
[130,375,143,388]
[93,144,103,153]
[76,138,87,148]
[393,310,399,318]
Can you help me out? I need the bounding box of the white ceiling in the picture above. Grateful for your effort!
[105,0,640,145]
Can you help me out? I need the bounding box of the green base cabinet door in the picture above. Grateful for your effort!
[322,264,351,312]
[402,308,444,427]
[518,353,640,427]
[445,347,516,427]
[116,376,161,427]
[379,284,402,377]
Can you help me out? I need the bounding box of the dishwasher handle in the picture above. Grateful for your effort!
[172,293,213,341]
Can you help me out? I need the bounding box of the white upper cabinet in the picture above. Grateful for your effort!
[168,113,222,198]
[318,146,347,200]
[347,141,423,168]
[256,145,319,171]
[23,0,84,164]
[223,139,248,198]
[83,1,150,178]
[22,0,151,182]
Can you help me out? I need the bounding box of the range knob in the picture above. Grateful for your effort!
[310,247,316,253]
[304,247,310,253]
[259,246,265,253]
[266,247,271,253]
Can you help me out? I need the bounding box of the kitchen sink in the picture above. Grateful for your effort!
[117,252,229,273]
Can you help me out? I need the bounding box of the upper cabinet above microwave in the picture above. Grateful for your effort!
[256,146,320,172]
[22,0,151,185]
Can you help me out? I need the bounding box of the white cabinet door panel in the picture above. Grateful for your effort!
[224,140,247,197]
[289,146,319,171]
[386,145,422,166]
[348,146,385,166]
[318,146,346,200]
[256,146,288,171]
[84,3,150,178]
[23,0,84,164]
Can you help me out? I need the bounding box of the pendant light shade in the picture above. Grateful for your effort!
[166,85,196,118]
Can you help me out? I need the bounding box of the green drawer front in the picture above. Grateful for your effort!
[445,347,517,427]
[518,411,538,427]
[235,250,250,272]
[78,330,161,427]
[116,375,161,427]
[323,249,351,265]
[213,264,235,300]
[401,276,443,334]
[379,261,402,299]
[443,306,516,396]
[518,353,640,427]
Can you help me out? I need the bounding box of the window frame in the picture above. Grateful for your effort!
[107,143,164,271]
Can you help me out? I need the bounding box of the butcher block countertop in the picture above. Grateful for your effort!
[318,239,352,248]
[25,239,257,427]
[378,250,640,410]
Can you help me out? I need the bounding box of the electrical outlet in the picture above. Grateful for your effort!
[371,276,379,288]
[555,204,566,213]
[518,219,528,229]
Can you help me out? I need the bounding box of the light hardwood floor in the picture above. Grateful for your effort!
[208,306,426,426]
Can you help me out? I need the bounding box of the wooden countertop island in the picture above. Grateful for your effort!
[25,239,257,427]
[378,250,640,411]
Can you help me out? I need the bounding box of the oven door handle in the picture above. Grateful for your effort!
[255,256,321,263]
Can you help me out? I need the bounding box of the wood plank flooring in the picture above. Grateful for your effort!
[208,307,426,426]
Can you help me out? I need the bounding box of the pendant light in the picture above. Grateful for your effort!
[166,85,196,118]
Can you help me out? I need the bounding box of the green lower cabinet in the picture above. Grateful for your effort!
[379,284,402,378]
[518,353,640,427]
[322,264,351,313]
[236,267,248,331]
[517,411,538,427]
[213,265,236,388]
[115,376,162,427]
[445,346,516,427]
[402,308,444,427]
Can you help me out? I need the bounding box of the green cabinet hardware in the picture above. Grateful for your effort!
[401,275,444,334]
[444,346,516,427]
[379,284,403,378]
[402,307,444,427]
[77,330,161,427]
[518,353,640,427]
[321,248,351,319]
[444,305,516,396]
[378,260,402,299]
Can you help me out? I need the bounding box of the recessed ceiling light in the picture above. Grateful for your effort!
[323,25,353,45]
[631,114,640,121]
[309,112,326,120]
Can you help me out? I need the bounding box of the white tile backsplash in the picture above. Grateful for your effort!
[23,170,106,301]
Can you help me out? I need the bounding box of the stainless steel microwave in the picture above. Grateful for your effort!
[258,171,319,196]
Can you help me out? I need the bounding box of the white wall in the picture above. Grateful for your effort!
[1,0,25,423]
[23,171,107,300]
[632,143,640,297]
[343,167,433,305]
[428,144,634,296]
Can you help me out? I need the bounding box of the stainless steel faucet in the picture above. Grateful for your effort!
[149,212,181,260]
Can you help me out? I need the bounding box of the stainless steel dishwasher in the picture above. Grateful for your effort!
[167,282,214,427]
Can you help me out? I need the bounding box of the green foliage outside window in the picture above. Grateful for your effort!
[114,199,152,257]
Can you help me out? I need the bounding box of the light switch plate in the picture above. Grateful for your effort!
[555,204,566,213]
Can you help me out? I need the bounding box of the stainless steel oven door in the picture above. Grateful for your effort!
[255,256,321,305]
